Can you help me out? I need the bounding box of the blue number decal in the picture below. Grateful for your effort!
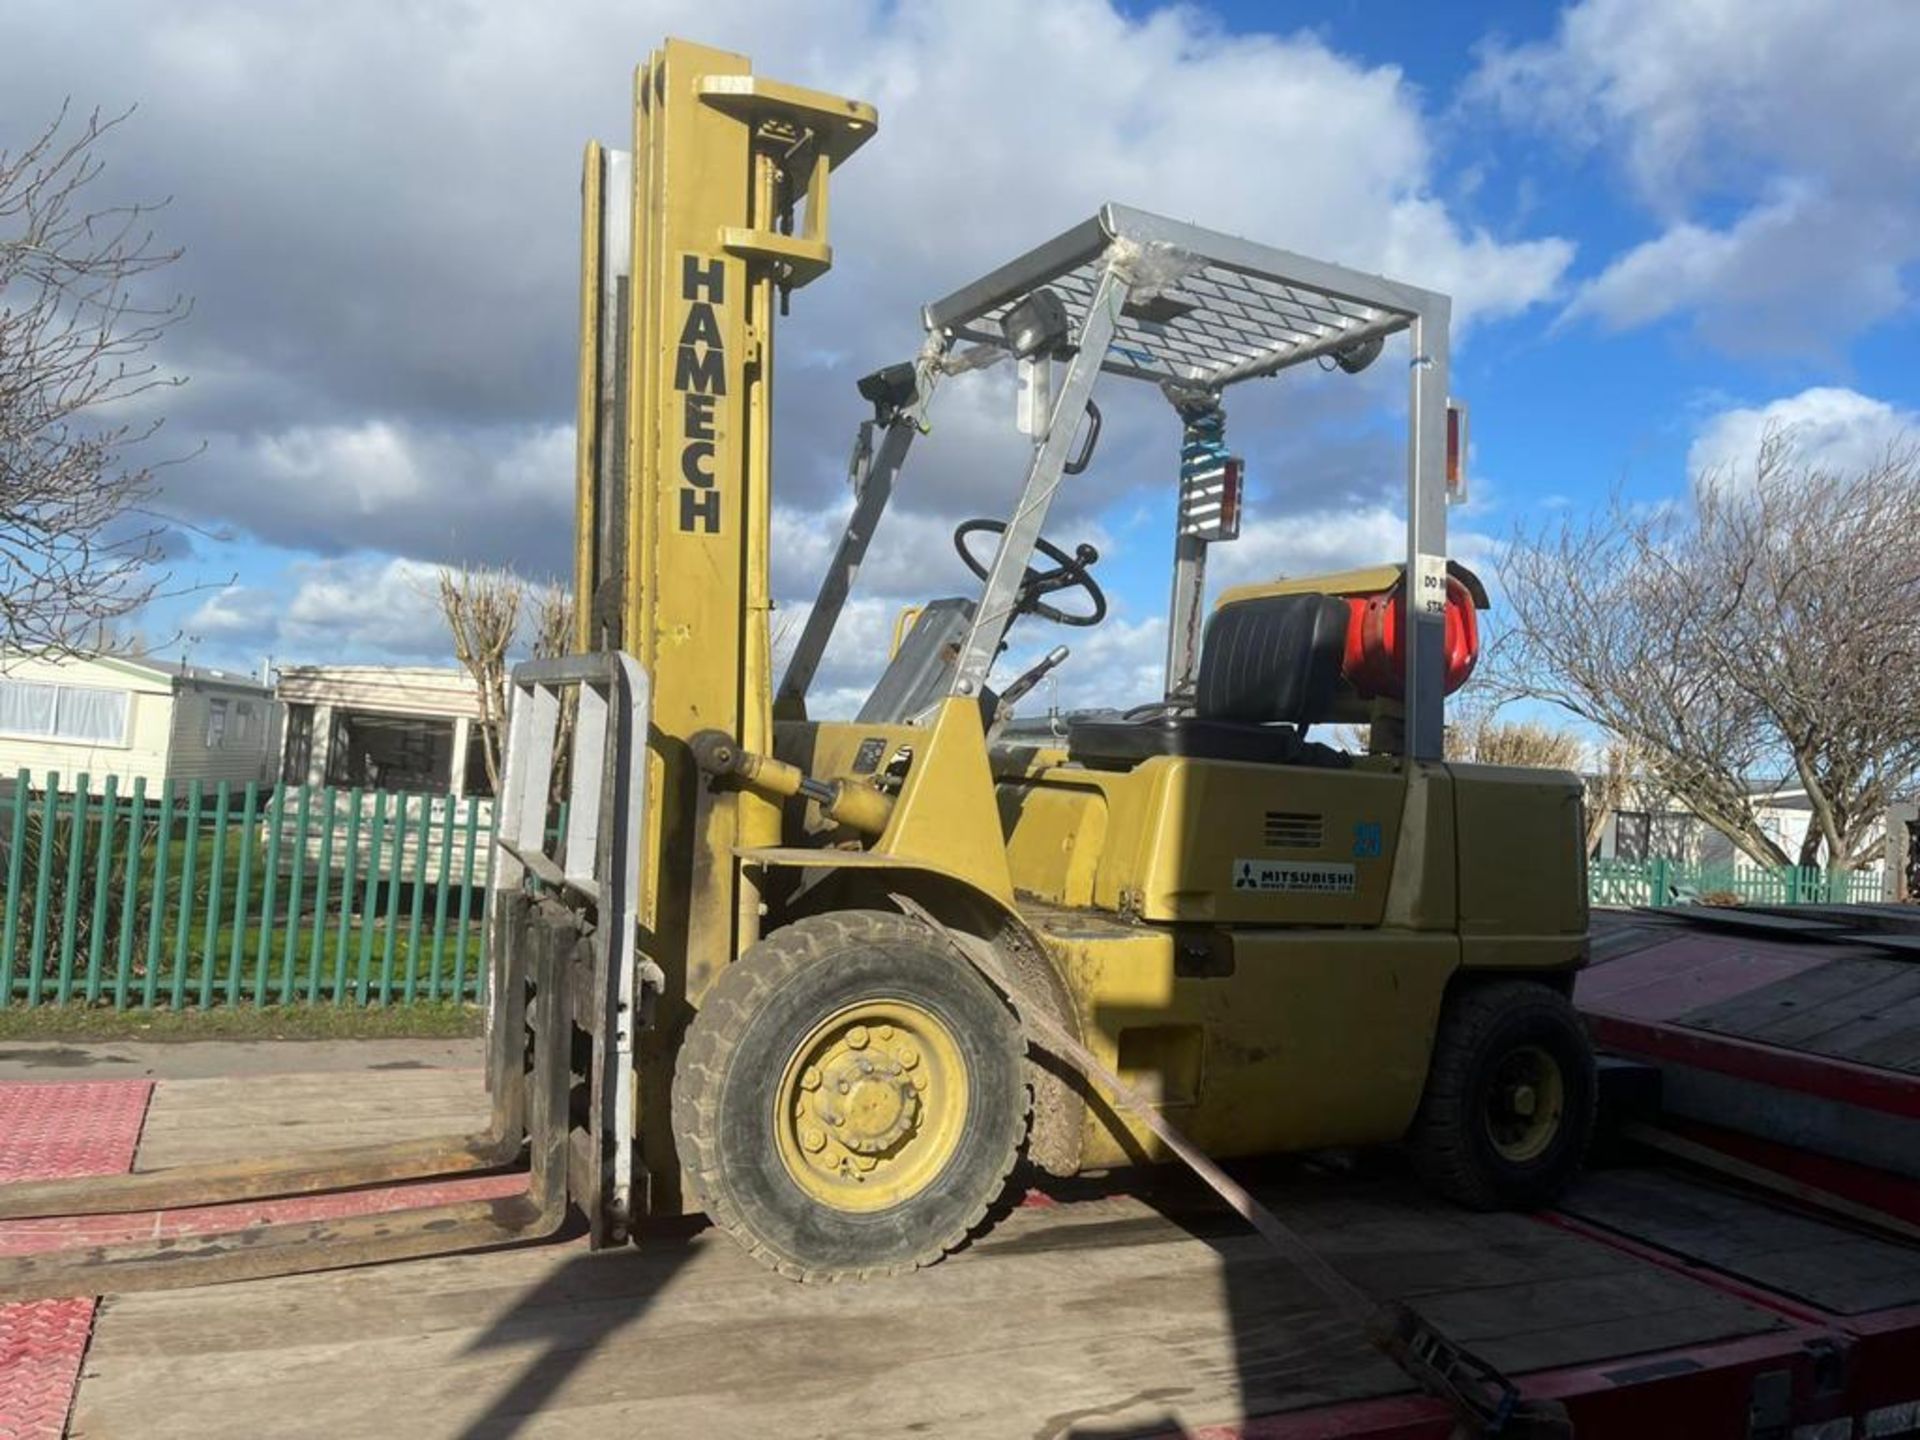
[1352,821,1383,859]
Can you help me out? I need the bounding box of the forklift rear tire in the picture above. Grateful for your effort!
[1406,980,1596,1211]
[672,910,1029,1281]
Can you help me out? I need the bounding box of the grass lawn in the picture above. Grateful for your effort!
[0,998,482,1042]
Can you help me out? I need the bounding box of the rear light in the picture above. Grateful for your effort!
[1218,457,1243,539]
[1446,399,1469,505]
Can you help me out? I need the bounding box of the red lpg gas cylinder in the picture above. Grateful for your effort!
[1341,574,1480,700]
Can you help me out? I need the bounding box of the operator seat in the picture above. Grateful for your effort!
[1067,593,1352,769]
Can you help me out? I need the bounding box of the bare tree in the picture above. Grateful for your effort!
[1581,739,1640,859]
[1493,430,1920,871]
[438,566,524,795]
[1,105,189,651]
[437,569,576,795]
[529,585,574,662]
[1447,704,1585,771]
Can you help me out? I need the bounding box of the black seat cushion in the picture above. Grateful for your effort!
[1067,716,1304,768]
[1065,716,1354,770]
[1194,592,1349,724]
[1065,593,1352,771]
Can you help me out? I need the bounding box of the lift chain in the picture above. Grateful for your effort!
[891,894,1574,1440]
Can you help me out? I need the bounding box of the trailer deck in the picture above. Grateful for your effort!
[0,1064,1904,1437]
[6,906,1920,1438]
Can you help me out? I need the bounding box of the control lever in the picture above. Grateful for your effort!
[995,646,1069,722]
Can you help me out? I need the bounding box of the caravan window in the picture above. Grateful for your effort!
[205,698,229,747]
[0,679,130,745]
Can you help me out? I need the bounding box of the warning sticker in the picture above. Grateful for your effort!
[1232,859,1357,894]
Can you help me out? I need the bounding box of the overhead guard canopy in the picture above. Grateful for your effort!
[923,203,1446,390]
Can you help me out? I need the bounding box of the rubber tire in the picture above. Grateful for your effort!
[672,911,1029,1281]
[1406,979,1597,1211]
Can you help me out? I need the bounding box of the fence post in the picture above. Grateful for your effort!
[311,788,338,1003]
[403,794,431,1004]
[227,783,259,1005]
[254,786,286,1004]
[168,780,204,1009]
[2,770,29,1005]
[198,781,231,1008]
[379,795,407,1005]
[1649,856,1669,909]
[56,775,90,1005]
[279,784,310,1001]
[117,778,147,1010]
[453,798,480,1003]
[428,794,455,1000]
[333,792,362,1004]
[27,776,60,1006]
[356,791,388,1005]
[86,774,119,1005]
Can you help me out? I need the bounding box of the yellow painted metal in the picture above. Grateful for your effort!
[1019,911,1457,1168]
[773,998,967,1212]
[1215,564,1403,609]
[572,142,606,653]
[888,605,923,659]
[719,744,895,836]
[579,39,874,1209]
[871,698,1016,905]
[999,756,1407,924]
[1485,1043,1566,1163]
[1452,762,1588,970]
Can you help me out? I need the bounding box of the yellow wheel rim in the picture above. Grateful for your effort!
[1485,1043,1566,1164]
[773,998,968,1213]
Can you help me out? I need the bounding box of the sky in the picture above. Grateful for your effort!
[6,0,1918,716]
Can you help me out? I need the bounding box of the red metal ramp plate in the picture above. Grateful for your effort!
[0,1080,151,1440]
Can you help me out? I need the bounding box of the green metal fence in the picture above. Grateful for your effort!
[1589,856,1886,909]
[0,771,494,1010]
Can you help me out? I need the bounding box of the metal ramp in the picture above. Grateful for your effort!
[0,655,651,1300]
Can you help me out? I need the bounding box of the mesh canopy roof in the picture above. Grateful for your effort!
[923,204,1441,390]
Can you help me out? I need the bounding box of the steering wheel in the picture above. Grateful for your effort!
[953,518,1107,627]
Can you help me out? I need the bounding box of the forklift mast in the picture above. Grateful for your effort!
[573,40,876,1200]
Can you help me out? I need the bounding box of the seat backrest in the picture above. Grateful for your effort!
[1194,593,1350,725]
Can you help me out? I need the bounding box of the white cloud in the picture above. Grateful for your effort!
[1688,387,1919,482]
[1566,186,1909,347]
[2,0,1571,576]
[187,555,453,665]
[1211,506,1498,591]
[1475,0,1920,348]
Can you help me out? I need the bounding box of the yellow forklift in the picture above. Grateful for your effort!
[0,38,1591,1300]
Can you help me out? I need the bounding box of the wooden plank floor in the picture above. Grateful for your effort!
[69,1069,1784,1440]
[1682,955,1920,1076]
[1564,1169,1920,1316]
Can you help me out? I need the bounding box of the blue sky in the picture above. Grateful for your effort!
[7,0,1917,714]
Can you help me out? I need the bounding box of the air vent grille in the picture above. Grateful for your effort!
[1264,811,1324,849]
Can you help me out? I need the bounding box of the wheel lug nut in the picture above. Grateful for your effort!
[800,1126,826,1152]
[800,1066,821,1091]
[911,1072,928,1092]
[897,1045,918,1069]
[846,1026,870,1050]
[877,1025,894,1040]
[853,1155,877,1172]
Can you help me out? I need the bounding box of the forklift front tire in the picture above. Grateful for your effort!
[1406,980,1596,1211]
[672,910,1029,1281]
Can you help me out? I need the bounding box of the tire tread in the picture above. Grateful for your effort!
[672,910,1028,1282]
